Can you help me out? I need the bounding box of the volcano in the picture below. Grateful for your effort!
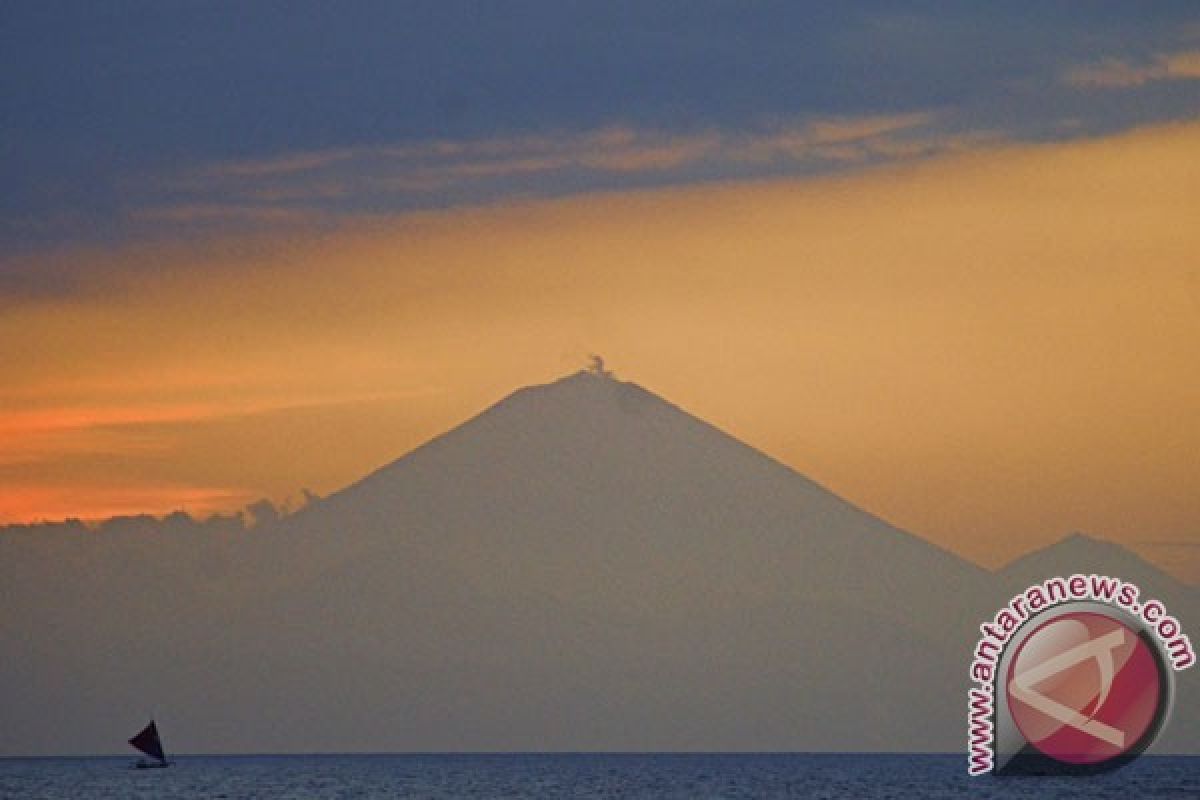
[1,369,1194,754]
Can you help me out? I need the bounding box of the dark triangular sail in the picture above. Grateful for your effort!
[128,720,166,762]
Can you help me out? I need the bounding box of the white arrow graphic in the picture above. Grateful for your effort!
[1008,627,1127,748]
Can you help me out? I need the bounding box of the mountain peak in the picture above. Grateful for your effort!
[498,366,662,418]
[999,530,1188,590]
[324,365,988,594]
[1058,530,1105,548]
[545,366,621,389]
[1007,531,1131,565]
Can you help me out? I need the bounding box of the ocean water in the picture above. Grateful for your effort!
[0,754,1196,800]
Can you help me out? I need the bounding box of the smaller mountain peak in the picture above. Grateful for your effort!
[1055,531,1126,554]
[1019,531,1129,562]
[1000,530,1166,581]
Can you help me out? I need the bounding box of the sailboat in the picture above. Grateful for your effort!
[128,719,171,769]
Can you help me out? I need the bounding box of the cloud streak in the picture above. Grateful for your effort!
[0,391,415,468]
[179,112,943,188]
[133,113,965,234]
[1063,50,1200,88]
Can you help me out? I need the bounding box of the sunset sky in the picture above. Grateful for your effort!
[3,3,1198,580]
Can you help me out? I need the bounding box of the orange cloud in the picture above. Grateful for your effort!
[0,403,232,437]
[0,390,421,468]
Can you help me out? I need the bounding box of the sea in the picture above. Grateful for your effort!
[0,754,1196,800]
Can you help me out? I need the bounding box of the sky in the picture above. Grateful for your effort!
[2,2,1199,581]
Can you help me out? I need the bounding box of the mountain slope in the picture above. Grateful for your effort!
[300,370,989,632]
[217,370,992,750]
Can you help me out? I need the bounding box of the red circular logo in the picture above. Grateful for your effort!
[1006,611,1163,765]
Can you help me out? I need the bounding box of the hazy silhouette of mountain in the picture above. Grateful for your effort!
[1,370,1195,755]
[1000,532,1193,596]
[995,530,1199,752]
